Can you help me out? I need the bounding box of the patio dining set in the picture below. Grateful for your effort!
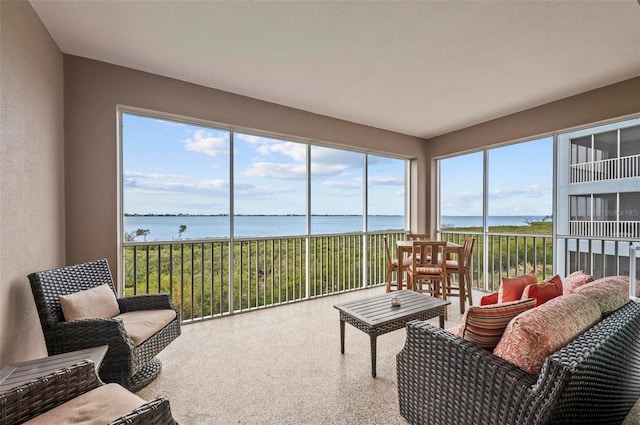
[385,234,475,315]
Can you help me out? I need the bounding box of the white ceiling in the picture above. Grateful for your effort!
[30,1,640,139]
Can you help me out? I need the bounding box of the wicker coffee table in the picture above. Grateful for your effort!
[334,290,450,377]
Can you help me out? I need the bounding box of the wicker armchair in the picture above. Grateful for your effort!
[28,259,181,391]
[0,360,177,425]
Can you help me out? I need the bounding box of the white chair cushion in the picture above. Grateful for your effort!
[116,309,177,346]
[25,383,145,425]
[59,284,120,321]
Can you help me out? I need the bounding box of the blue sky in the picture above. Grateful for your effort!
[439,137,553,216]
[122,113,405,216]
[123,113,552,218]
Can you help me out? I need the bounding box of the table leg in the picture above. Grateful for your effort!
[370,334,377,377]
[340,319,345,353]
[439,313,445,329]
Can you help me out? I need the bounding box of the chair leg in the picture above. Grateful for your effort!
[386,266,394,292]
[458,272,466,315]
[465,270,473,306]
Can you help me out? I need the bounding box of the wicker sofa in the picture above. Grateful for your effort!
[397,276,640,425]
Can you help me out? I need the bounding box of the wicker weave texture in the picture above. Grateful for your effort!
[28,259,181,390]
[0,361,99,425]
[0,361,177,425]
[397,301,640,425]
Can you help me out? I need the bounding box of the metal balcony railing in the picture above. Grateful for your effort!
[556,235,640,280]
[124,229,639,323]
[569,220,640,238]
[123,230,405,323]
[570,154,640,183]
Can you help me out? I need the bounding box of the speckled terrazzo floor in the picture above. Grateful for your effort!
[136,286,473,425]
[135,287,640,424]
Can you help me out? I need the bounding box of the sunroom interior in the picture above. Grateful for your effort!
[1,1,640,423]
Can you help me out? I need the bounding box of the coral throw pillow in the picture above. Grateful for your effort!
[480,292,499,306]
[521,275,563,306]
[562,270,594,294]
[498,272,537,303]
[458,298,536,351]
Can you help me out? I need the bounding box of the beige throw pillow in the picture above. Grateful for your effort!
[59,284,120,321]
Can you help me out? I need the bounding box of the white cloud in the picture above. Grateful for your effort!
[257,141,307,162]
[323,180,362,189]
[235,133,267,145]
[183,130,229,157]
[489,184,550,199]
[242,162,307,179]
[123,170,230,195]
[368,175,404,185]
[123,171,188,179]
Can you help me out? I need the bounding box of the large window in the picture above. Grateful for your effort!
[122,113,231,241]
[310,146,364,234]
[439,152,483,229]
[121,111,406,240]
[437,137,554,290]
[233,132,307,237]
[367,154,406,231]
[439,138,553,232]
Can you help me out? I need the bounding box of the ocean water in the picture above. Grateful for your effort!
[124,215,545,242]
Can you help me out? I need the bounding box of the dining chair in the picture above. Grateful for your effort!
[407,241,448,304]
[406,233,430,241]
[384,236,412,292]
[444,237,475,314]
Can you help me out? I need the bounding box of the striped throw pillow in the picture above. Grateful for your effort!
[459,298,537,350]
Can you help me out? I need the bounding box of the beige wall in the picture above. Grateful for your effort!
[63,56,428,283]
[0,1,65,364]
[424,77,640,234]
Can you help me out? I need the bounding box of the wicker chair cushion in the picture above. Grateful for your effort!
[494,293,601,375]
[562,270,594,294]
[24,383,145,424]
[573,275,630,315]
[59,284,120,322]
[116,309,177,346]
[521,275,563,307]
[498,271,537,303]
[458,298,536,350]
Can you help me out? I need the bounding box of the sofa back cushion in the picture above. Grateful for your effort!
[573,275,629,315]
[563,270,594,294]
[498,271,537,303]
[458,298,536,350]
[493,293,601,375]
[521,275,563,306]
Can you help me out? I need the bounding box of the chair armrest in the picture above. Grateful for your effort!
[118,294,176,313]
[0,361,101,425]
[397,320,543,425]
[110,396,177,425]
[47,318,134,354]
